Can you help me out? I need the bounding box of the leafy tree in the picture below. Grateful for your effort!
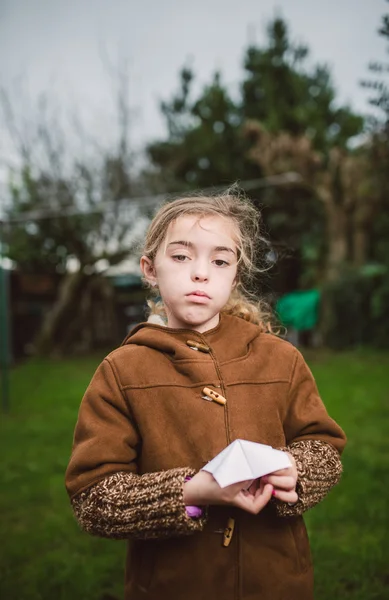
[361,1,389,267]
[245,123,374,278]
[362,1,389,124]
[0,63,147,355]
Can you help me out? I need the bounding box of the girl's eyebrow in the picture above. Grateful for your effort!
[168,240,192,248]
[168,240,236,254]
[214,246,236,255]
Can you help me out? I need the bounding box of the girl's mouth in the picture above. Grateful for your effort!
[186,291,211,302]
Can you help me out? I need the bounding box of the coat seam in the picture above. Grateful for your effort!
[121,380,290,391]
[219,344,251,366]
[168,359,213,364]
[105,357,125,394]
[198,338,239,598]
[227,379,290,386]
[206,346,230,446]
[105,357,141,432]
[288,350,300,390]
[284,350,305,441]
[121,381,215,391]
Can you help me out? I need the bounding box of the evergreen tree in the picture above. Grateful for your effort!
[147,16,363,192]
[147,69,257,190]
[242,18,362,151]
[146,17,363,294]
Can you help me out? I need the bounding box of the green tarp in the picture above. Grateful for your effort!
[275,289,320,331]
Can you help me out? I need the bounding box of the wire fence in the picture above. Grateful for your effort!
[1,173,302,224]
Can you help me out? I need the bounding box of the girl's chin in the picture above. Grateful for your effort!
[181,311,220,331]
[166,308,220,331]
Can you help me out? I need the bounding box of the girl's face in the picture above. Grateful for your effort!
[141,214,238,333]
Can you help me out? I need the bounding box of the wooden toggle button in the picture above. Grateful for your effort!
[186,340,210,353]
[202,387,227,405]
[223,517,235,547]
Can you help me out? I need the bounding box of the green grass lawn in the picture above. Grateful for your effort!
[1,350,388,600]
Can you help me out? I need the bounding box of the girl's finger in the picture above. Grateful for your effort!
[247,479,260,495]
[240,479,255,491]
[262,475,296,490]
[222,479,254,500]
[235,483,273,514]
[272,488,299,504]
[251,483,274,512]
[268,467,291,476]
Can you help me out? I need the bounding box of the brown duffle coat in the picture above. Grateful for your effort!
[66,314,346,600]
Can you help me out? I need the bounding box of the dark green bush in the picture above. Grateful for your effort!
[322,264,389,349]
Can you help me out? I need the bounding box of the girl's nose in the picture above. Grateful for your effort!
[192,262,209,282]
[194,273,208,282]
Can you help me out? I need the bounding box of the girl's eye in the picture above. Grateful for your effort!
[172,254,189,262]
[214,259,229,267]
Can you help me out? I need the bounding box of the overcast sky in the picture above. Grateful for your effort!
[0,0,386,154]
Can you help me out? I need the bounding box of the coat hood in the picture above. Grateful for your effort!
[121,313,263,364]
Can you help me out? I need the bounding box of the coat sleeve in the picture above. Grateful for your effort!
[283,349,346,451]
[65,358,206,539]
[274,349,347,517]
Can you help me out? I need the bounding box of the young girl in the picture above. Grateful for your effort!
[65,190,346,600]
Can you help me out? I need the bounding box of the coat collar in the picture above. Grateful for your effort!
[123,314,262,363]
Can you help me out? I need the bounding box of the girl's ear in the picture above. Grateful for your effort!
[140,256,157,287]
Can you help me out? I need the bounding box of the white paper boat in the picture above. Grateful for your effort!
[201,439,291,488]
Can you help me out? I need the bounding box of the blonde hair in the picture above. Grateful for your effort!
[142,186,277,333]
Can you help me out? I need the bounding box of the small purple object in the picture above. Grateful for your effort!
[185,505,203,518]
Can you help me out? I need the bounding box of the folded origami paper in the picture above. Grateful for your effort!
[202,439,292,488]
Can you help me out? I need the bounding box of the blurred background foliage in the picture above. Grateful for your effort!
[1,8,388,356]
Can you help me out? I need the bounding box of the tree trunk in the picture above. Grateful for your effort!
[319,193,349,346]
[353,226,368,267]
[59,274,120,354]
[34,270,89,356]
[324,202,349,283]
[352,201,376,267]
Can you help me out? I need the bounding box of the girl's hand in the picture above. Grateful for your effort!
[261,452,298,504]
[183,470,274,515]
